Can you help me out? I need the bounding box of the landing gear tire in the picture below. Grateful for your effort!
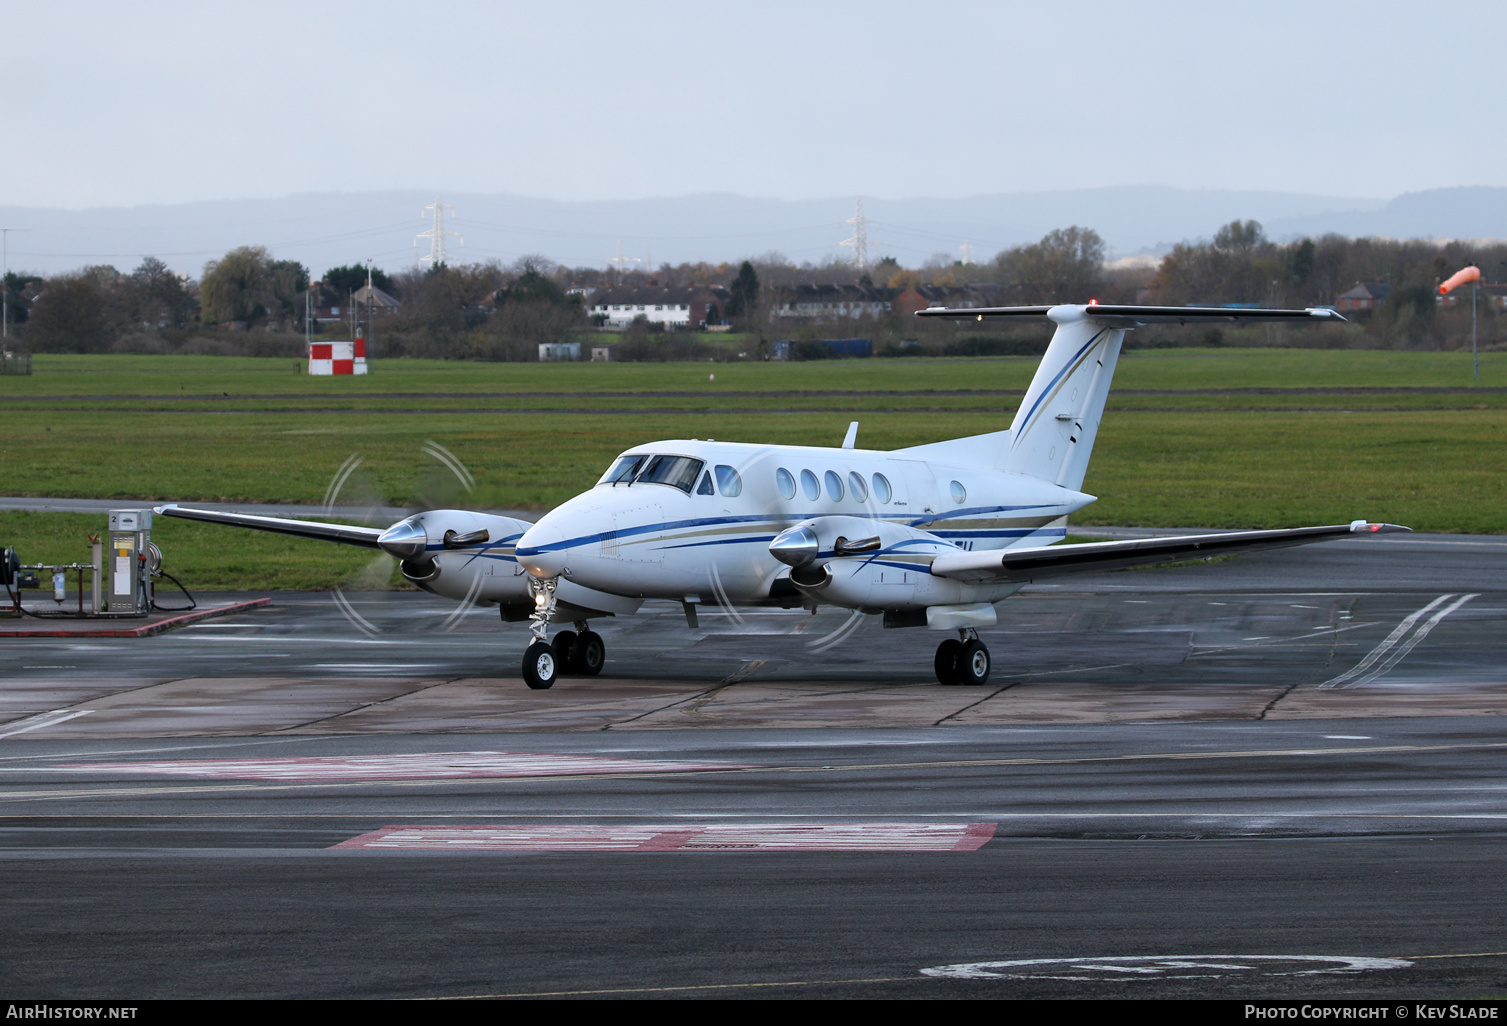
[958,639,991,686]
[552,630,578,674]
[522,641,558,690]
[935,638,964,686]
[575,631,606,676]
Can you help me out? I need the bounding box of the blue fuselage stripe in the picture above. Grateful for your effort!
[516,507,1061,556]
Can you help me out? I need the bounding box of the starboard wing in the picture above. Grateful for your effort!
[916,303,1346,325]
[928,522,1409,585]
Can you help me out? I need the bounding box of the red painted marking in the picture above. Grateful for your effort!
[636,830,700,852]
[353,338,365,358]
[61,751,748,781]
[958,821,998,850]
[333,822,999,852]
[310,343,332,360]
[332,359,354,375]
[0,598,271,638]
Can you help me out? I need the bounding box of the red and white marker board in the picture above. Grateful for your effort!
[308,338,368,375]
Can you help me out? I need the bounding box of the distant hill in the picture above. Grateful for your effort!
[3,185,1504,278]
[1266,187,1507,244]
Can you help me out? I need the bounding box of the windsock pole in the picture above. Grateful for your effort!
[1440,265,1482,380]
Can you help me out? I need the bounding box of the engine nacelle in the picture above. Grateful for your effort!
[377,510,534,597]
[769,514,1023,613]
[770,516,952,569]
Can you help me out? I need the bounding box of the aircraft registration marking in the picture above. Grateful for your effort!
[333,822,998,852]
[55,751,749,781]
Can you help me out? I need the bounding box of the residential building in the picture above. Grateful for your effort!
[891,283,1005,318]
[774,284,893,320]
[774,283,1005,321]
[352,284,401,317]
[1335,283,1392,312]
[589,286,729,329]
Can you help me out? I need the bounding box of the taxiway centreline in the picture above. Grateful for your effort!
[5,737,1507,803]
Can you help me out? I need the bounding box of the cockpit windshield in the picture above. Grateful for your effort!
[637,454,705,492]
[601,454,647,485]
[598,453,706,493]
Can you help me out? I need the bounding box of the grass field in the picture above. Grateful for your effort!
[1,350,1502,589]
[0,349,1501,407]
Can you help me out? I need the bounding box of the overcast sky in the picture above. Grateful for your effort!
[1,0,1497,210]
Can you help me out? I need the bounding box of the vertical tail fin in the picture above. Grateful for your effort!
[1002,308,1124,491]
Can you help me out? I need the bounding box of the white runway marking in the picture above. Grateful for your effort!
[57,751,749,781]
[0,710,93,740]
[1322,593,1479,688]
[334,822,998,852]
[920,954,1412,981]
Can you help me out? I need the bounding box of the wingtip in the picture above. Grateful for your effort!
[1307,307,1348,323]
[1350,520,1411,534]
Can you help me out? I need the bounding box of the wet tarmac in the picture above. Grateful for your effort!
[1,530,1504,999]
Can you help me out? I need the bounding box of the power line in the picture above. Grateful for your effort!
[450,215,847,244]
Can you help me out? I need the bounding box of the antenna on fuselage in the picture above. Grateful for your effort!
[842,422,859,449]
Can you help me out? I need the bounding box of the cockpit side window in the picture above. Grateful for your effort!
[637,454,706,493]
[697,472,715,495]
[714,465,742,498]
[602,454,647,485]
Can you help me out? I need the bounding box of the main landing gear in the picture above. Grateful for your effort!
[935,629,990,686]
[520,575,607,689]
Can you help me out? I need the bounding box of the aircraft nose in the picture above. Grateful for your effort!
[515,520,569,578]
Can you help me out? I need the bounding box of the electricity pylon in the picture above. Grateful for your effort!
[417,198,462,267]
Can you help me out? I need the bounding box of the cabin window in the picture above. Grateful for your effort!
[715,465,742,497]
[637,454,705,493]
[872,473,892,503]
[602,454,647,485]
[848,471,868,503]
[824,470,844,501]
[800,469,820,501]
[776,468,796,500]
[697,472,715,495]
[950,480,967,504]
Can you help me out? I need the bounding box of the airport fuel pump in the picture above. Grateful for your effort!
[104,509,153,616]
[3,509,190,619]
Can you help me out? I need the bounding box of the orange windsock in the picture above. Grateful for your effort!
[1439,265,1481,294]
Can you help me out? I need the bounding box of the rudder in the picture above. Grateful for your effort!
[1002,308,1125,491]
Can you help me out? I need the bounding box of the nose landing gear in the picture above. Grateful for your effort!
[935,628,990,686]
[522,640,558,690]
[521,576,607,689]
[522,575,560,689]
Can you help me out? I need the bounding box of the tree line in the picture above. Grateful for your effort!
[5,222,1502,357]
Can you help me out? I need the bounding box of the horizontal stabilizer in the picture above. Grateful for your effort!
[156,504,385,549]
[929,522,1409,584]
[917,303,1346,325]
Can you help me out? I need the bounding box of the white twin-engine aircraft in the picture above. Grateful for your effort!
[160,302,1406,690]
